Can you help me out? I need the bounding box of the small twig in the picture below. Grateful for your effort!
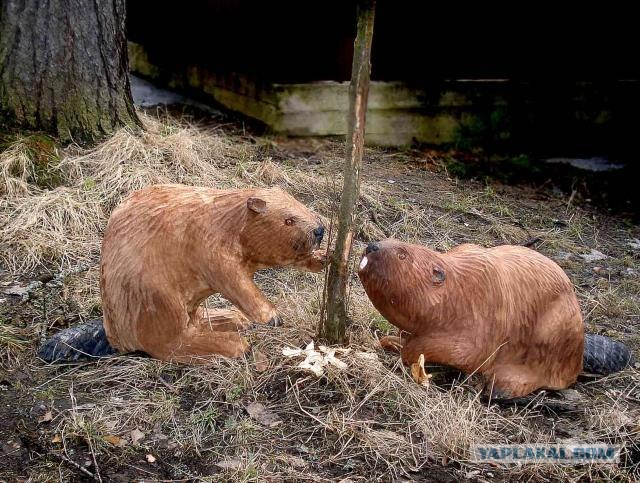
[86,427,103,482]
[157,374,180,393]
[566,189,577,209]
[57,453,97,480]
[327,434,355,463]
[57,422,97,480]
[121,462,161,478]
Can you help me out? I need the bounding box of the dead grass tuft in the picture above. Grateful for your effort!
[0,319,30,365]
[0,115,256,272]
[1,187,104,272]
[0,140,36,198]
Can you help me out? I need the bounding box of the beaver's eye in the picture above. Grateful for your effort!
[398,251,407,260]
[285,218,295,226]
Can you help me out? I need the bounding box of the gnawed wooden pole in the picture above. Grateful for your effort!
[320,0,376,344]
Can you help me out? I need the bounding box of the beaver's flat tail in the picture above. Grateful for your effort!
[38,320,117,362]
[583,334,634,375]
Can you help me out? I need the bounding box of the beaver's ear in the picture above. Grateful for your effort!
[432,266,445,284]
[247,197,267,213]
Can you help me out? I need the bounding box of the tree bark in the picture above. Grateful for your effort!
[320,0,375,344]
[0,0,140,143]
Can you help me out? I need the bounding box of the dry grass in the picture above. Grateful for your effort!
[30,348,525,480]
[1,112,639,481]
[0,140,35,198]
[0,116,255,272]
[0,319,30,366]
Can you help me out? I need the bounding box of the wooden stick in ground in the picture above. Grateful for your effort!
[320,0,376,344]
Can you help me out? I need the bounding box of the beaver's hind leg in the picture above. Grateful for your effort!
[196,307,250,331]
[399,334,477,370]
[483,364,544,399]
[155,309,251,363]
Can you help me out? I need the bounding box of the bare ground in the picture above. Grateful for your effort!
[0,112,639,482]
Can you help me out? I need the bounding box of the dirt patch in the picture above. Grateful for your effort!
[1,112,639,481]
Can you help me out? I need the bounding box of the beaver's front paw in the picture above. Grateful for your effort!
[379,335,404,353]
[305,249,332,272]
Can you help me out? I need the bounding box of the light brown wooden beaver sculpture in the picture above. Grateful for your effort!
[39,184,328,363]
[358,239,633,399]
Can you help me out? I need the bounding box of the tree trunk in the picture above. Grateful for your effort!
[0,0,140,143]
[320,0,376,344]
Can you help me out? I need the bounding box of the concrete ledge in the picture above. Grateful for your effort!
[129,41,504,147]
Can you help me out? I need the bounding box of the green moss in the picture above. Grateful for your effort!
[370,313,395,334]
[8,134,64,189]
[82,177,96,191]
[128,42,161,79]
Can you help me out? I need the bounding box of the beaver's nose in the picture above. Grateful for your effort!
[366,242,379,254]
[313,226,324,242]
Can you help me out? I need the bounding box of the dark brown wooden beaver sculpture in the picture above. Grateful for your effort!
[358,239,633,399]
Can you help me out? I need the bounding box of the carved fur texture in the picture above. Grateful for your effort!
[358,239,615,398]
[41,184,327,364]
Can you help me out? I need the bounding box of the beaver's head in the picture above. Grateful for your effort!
[240,187,325,269]
[357,239,447,333]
